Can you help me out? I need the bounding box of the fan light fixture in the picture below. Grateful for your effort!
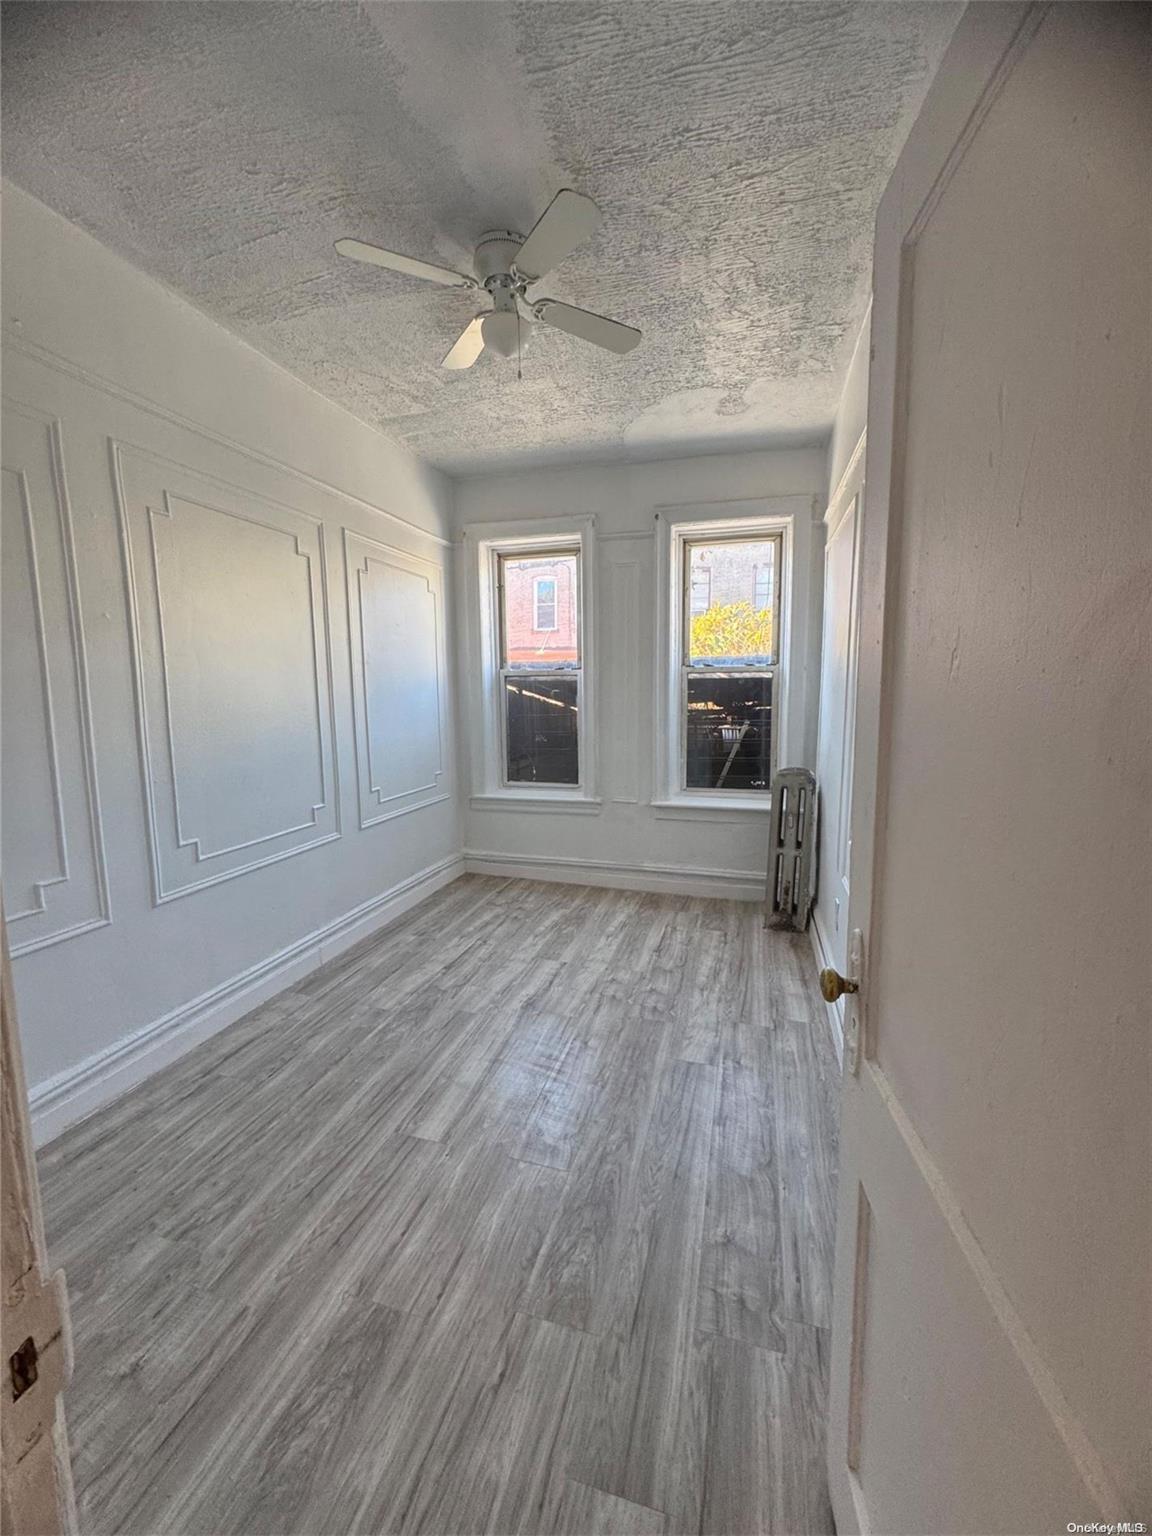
[335,190,641,371]
[481,310,519,359]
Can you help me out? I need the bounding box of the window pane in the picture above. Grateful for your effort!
[501,553,579,668]
[533,577,557,630]
[506,674,579,784]
[685,673,772,791]
[686,538,777,665]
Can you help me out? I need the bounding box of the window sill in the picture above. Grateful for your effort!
[650,796,773,822]
[470,793,603,816]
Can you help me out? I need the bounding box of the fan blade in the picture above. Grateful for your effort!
[335,238,476,289]
[441,316,486,369]
[513,190,601,280]
[535,299,641,355]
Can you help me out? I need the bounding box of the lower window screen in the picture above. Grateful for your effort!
[505,675,580,784]
[685,673,773,791]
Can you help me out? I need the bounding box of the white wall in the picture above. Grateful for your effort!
[1,184,461,1141]
[454,450,826,897]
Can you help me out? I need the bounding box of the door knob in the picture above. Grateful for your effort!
[819,967,859,1003]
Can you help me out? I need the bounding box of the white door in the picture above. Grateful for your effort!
[813,441,864,1055]
[826,6,1150,1533]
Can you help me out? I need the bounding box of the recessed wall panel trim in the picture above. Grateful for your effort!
[112,441,341,903]
[343,528,449,829]
[1,400,110,954]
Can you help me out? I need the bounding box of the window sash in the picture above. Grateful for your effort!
[680,665,775,794]
[499,666,583,788]
[497,546,581,669]
[681,531,782,669]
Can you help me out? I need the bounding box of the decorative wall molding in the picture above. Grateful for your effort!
[156,493,329,859]
[112,440,341,902]
[29,852,464,1146]
[343,528,449,829]
[463,848,765,901]
[825,429,867,531]
[3,465,68,920]
[3,329,451,549]
[1,400,110,954]
[469,794,602,816]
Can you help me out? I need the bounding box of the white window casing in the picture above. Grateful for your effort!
[652,496,812,814]
[459,515,599,809]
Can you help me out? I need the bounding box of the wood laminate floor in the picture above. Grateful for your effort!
[39,877,840,1536]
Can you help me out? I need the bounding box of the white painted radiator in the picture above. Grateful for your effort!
[766,767,818,931]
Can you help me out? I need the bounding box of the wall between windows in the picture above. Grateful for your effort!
[2,185,460,1141]
[455,449,827,896]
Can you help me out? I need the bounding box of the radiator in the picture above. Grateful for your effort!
[766,767,818,931]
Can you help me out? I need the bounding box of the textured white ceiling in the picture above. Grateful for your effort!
[2,1,958,476]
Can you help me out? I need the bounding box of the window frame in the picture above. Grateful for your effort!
[653,499,807,815]
[460,516,599,810]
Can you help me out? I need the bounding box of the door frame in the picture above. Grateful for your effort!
[0,912,78,1535]
[811,425,866,1065]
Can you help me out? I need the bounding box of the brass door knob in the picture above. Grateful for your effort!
[819,967,859,1003]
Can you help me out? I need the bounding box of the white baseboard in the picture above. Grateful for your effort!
[29,854,464,1146]
[463,848,765,902]
[809,910,845,1066]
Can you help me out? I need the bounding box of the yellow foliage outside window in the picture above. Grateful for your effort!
[689,600,773,659]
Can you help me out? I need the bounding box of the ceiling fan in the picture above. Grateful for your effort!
[335,189,641,370]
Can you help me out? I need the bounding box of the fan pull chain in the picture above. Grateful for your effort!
[516,307,523,382]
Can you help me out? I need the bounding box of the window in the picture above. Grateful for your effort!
[498,549,580,785]
[464,517,596,808]
[654,499,802,812]
[681,533,780,793]
[533,575,558,631]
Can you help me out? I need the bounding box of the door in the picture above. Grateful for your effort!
[813,439,865,1057]
[826,6,1150,1533]
[0,913,77,1535]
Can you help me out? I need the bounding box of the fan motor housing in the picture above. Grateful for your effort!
[473,230,525,285]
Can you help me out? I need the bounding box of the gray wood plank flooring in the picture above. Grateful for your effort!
[38,876,840,1536]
